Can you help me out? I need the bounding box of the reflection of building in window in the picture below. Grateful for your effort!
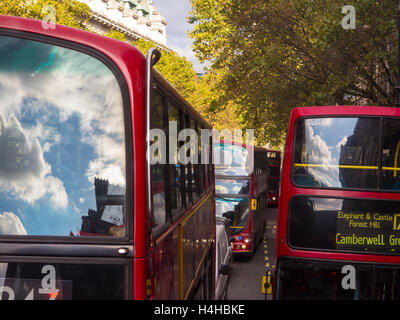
[382,119,400,190]
[80,178,125,236]
[338,118,379,189]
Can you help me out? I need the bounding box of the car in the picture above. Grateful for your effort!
[215,217,234,300]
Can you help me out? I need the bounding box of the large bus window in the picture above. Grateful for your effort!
[190,119,199,202]
[195,122,205,196]
[0,36,127,237]
[382,119,400,190]
[0,260,127,300]
[150,91,168,235]
[184,115,193,206]
[215,198,250,235]
[293,117,380,189]
[168,103,184,219]
[214,143,251,176]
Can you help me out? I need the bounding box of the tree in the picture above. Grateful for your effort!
[0,0,91,29]
[189,0,398,146]
[0,0,238,133]
[131,38,198,102]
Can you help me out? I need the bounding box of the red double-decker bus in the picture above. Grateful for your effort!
[274,106,400,300]
[266,150,281,207]
[214,141,268,256]
[0,15,215,300]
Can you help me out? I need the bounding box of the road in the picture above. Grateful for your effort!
[227,207,278,300]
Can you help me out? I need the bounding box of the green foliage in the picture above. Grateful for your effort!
[105,29,126,41]
[189,0,398,146]
[0,0,92,29]
[132,38,197,101]
[0,0,240,134]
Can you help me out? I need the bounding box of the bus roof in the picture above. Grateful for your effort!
[0,15,145,66]
[290,106,400,118]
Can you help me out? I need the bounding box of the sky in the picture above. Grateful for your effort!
[0,37,127,237]
[151,0,207,73]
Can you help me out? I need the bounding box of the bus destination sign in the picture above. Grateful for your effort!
[336,210,400,253]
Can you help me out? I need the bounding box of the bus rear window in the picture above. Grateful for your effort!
[0,36,127,238]
[293,117,400,191]
[214,143,251,176]
[215,198,250,234]
[293,117,380,190]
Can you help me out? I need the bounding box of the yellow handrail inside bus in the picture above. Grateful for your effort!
[394,140,400,177]
[293,163,378,170]
[294,163,400,172]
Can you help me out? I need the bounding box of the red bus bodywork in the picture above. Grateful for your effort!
[214,141,268,256]
[275,106,400,300]
[0,15,215,300]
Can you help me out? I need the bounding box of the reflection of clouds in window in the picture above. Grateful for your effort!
[214,144,251,175]
[84,134,126,186]
[0,48,125,187]
[309,118,333,127]
[0,115,68,208]
[0,37,126,236]
[304,121,339,187]
[336,136,348,149]
[305,123,332,165]
[232,186,241,193]
[216,185,228,194]
[0,212,27,235]
[215,200,233,217]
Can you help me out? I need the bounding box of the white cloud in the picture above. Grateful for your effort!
[0,212,27,235]
[0,46,126,191]
[304,121,339,187]
[305,123,332,165]
[0,114,68,208]
[336,136,348,149]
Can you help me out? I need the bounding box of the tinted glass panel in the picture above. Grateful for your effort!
[214,143,252,176]
[0,36,126,237]
[382,119,400,190]
[184,115,193,206]
[293,118,379,189]
[168,103,184,218]
[268,179,279,191]
[289,196,400,255]
[150,91,167,235]
[0,261,126,300]
[277,258,400,300]
[215,197,249,234]
[268,167,280,177]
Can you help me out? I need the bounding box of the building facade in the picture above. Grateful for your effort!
[80,0,167,48]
